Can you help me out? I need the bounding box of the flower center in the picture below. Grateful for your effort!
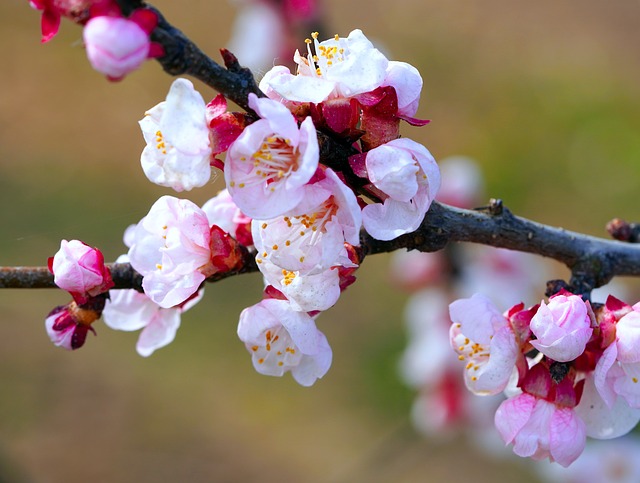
[304,32,346,77]
[250,327,301,370]
[231,136,298,192]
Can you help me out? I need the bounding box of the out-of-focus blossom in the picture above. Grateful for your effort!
[225,94,319,219]
[252,168,361,274]
[226,1,286,75]
[237,298,332,386]
[83,10,158,80]
[537,436,640,483]
[139,78,212,192]
[362,138,440,241]
[435,156,483,209]
[530,292,593,363]
[49,239,114,305]
[30,0,96,42]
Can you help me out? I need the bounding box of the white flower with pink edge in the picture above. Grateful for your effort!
[237,298,332,386]
[362,138,440,241]
[449,294,520,396]
[201,189,253,246]
[49,239,113,304]
[224,93,319,219]
[103,254,204,357]
[381,61,423,118]
[260,29,389,103]
[139,78,212,192]
[252,168,361,275]
[128,196,213,309]
[494,365,586,467]
[258,259,341,312]
[529,292,593,362]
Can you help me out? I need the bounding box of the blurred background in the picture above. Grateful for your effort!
[1,0,640,481]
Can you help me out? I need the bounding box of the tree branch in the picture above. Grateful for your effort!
[3,201,639,293]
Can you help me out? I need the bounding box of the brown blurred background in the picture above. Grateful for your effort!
[1,0,640,481]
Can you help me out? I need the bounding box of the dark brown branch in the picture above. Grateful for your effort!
[4,202,640,293]
[115,0,262,111]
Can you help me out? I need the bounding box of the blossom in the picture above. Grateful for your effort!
[252,168,361,274]
[127,196,214,308]
[258,260,341,312]
[224,93,319,219]
[45,295,106,350]
[83,15,151,80]
[449,294,523,395]
[260,29,389,103]
[30,0,94,42]
[225,1,286,74]
[201,189,253,247]
[139,78,212,191]
[494,365,586,467]
[48,239,114,304]
[530,292,593,362]
[434,156,483,209]
[362,138,440,241]
[237,298,332,386]
[103,256,204,357]
[381,61,423,118]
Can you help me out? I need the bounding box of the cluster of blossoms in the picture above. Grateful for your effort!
[44,28,440,387]
[396,158,544,449]
[449,289,640,467]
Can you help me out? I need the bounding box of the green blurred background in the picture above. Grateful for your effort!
[1,0,640,481]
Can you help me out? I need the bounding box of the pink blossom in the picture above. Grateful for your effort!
[260,29,389,103]
[530,292,593,362]
[435,156,484,209]
[615,309,640,364]
[225,94,319,219]
[201,189,253,247]
[139,79,212,192]
[103,256,204,357]
[237,299,332,386]
[225,1,286,74]
[495,366,586,467]
[381,61,423,117]
[127,196,214,308]
[252,168,361,274]
[45,295,105,350]
[49,239,114,304]
[362,138,440,241]
[449,294,520,395]
[83,15,150,79]
[495,393,585,467]
[30,0,95,43]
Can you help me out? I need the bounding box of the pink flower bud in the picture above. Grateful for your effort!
[45,296,106,350]
[83,16,150,79]
[49,239,114,305]
[530,293,593,362]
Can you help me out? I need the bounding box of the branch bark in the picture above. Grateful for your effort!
[3,201,639,294]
